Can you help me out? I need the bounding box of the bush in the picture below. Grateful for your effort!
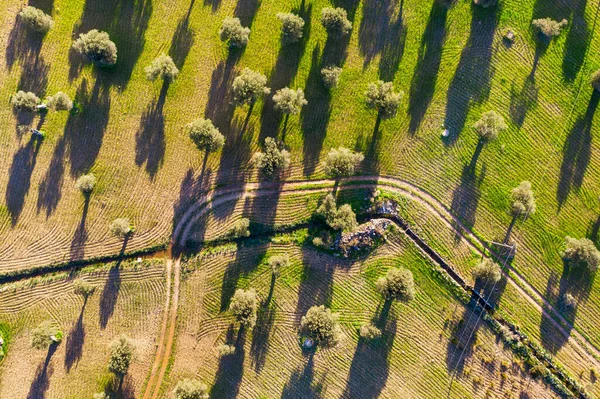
[46,91,73,111]
[220,17,250,48]
[321,7,352,35]
[532,18,567,38]
[268,254,289,276]
[12,90,40,112]
[510,181,536,217]
[315,194,357,232]
[232,68,270,106]
[277,12,305,44]
[173,378,209,399]
[73,279,96,299]
[19,6,54,33]
[273,87,307,115]
[108,336,134,378]
[229,288,258,327]
[321,66,342,88]
[229,218,250,238]
[323,147,364,178]
[187,118,225,153]
[471,258,502,284]
[73,29,118,66]
[359,323,382,340]
[254,137,291,178]
[110,218,131,239]
[560,293,577,311]
[365,81,403,119]
[300,305,341,348]
[473,111,507,143]
[76,174,97,195]
[563,237,600,273]
[591,70,600,92]
[145,54,179,82]
[217,344,236,356]
[376,267,415,302]
[31,321,62,350]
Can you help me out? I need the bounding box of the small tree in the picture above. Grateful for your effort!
[19,6,54,33]
[173,378,209,399]
[76,174,97,195]
[321,66,342,88]
[591,70,600,92]
[376,267,415,302]
[300,305,341,348]
[73,29,118,66]
[563,237,600,273]
[229,218,250,238]
[321,7,352,35]
[220,17,250,48]
[315,194,357,233]
[73,279,96,300]
[277,12,305,44]
[12,90,40,112]
[560,293,577,311]
[145,54,179,82]
[532,18,567,39]
[187,118,225,154]
[365,81,403,120]
[359,323,382,341]
[217,344,236,356]
[273,87,307,115]
[268,254,290,277]
[110,218,131,239]
[473,111,507,143]
[108,336,134,380]
[323,147,364,179]
[229,288,258,327]
[254,137,291,179]
[31,321,63,350]
[471,258,502,284]
[46,92,73,111]
[505,181,536,242]
[232,68,270,106]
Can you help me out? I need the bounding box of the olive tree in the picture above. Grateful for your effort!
[46,92,73,111]
[315,194,358,233]
[145,54,179,82]
[110,218,132,239]
[73,279,96,300]
[563,237,600,273]
[229,288,258,327]
[321,66,342,88]
[471,258,502,284]
[505,181,536,243]
[591,70,600,92]
[273,87,307,116]
[532,18,567,39]
[254,137,290,179]
[365,81,403,121]
[376,267,415,302]
[73,30,118,66]
[173,379,209,399]
[359,323,382,341]
[277,12,305,44]
[300,305,341,348]
[19,6,54,33]
[12,90,40,112]
[473,111,507,143]
[320,7,352,35]
[76,174,97,195]
[268,254,290,277]
[220,17,250,48]
[323,147,364,179]
[31,321,63,350]
[232,68,270,106]
[229,218,250,238]
[187,118,225,154]
[108,336,134,381]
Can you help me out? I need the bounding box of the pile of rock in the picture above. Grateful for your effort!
[336,218,390,257]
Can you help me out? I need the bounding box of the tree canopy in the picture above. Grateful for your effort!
[254,137,290,179]
[321,66,342,88]
[73,30,117,66]
[321,7,352,35]
[12,91,40,111]
[300,305,341,348]
[277,12,305,44]
[473,111,507,143]
[31,321,63,350]
[323,147,364,179]
[532,18,567,38]
[471,258,502,284]
[19,6,54,33]
[376,267,415,302]
[76,174,97,195]
[315,194,358,232]
[563,237,600,273]
[229,288,258,327]
[273,87,307,115]
[510,181,536,217]
[145,54,179,82]
[220,17,250,48]
[110,218,131,239]
[108,336,134,378]
[232,68,270,105]
[173,379,209,399]
[187,118,225,153]
[365,81,403,119]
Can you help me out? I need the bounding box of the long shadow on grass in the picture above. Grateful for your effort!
[234,0,261,28]
[36,136,66,218]
[169,4,195,71]
[5,16,46,71]
[26,343,58,399]
[210,326,246,399]
[408,0,447,134]
[450,164,485,242]
[250,298,276,372]
[281,352,325,399]
[556,91,599,209]
[65,300,87,372]
[443,3,499,145]
[562,0,589,82]
[18,53,50,96]
[69,195,91,261]
[204,0,221,12]
[588,215,600,246]
[99,241,128,329]
[509,74,539,128]
[172,167,212,248]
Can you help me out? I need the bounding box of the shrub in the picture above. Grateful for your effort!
[229,288,258,327]
[187,118,225,153]
[473,111,507,143]
[315,194,338,224]
[273,87,307,115]
[31,321,62,350]
[173,378,209,399]
[73,279,96,299]
[76,174,97,195]
[254,137,291,178]
[108,336,134,378]
[19,6,54,33]
[315,194,357,232]
[232,68,270,106]
[229,218,250,238]
[532,18,567,38]
[312,237,325,248]
[365,81,403,119]
[560,293,577,311]
[359,323,382,340]
[46,91,73,111]
[277,12,305,44]
[110,218,131,239]
[217,344,236,356]
[268,254,289,276]
[323,147,364,178]
[12,91,40,112]
[591,69,600,92]
[300,305,341,348]
[510,181,536,217]
[220,17,250,48]
[321,66,342,88]
[563,237,600,273]
[376,267,415,302]
[471,258,502,284]
[145,54,179,82]
[473,0,497,8]
[321,7,352,35]
[73,29,118,66]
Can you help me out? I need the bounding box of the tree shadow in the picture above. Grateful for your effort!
[5,135,43,226]
[36,136,66,218]
[509,75,538,128]
[445,301,482,375]
[234,0,261,29]
[443,3,499,145]
[450,164,485,242]
[5,16,45,71]
[281,352,325,399]
[172,166,212,248]
[204,0,222,12]
[65,300,87,372]
[556,91,599,209]
[169,3,195,71]
[135,81,169,179]
[249,298,276,372]
[99,241,127,329]
[26,342,58,399]
[205,51,241,133]
[69,195,91,261]
[562,0,589,82]
[408,0,448,134]
[210,326,246,399]
[17,53,50,96]
[587,214,600,246]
